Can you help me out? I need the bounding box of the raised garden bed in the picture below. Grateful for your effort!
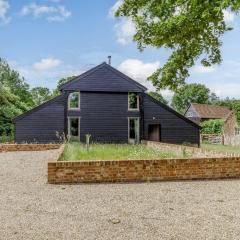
[59,142,186,161]
[47,141,240,184]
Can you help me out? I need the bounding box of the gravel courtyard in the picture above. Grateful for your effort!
[1,150,240,240]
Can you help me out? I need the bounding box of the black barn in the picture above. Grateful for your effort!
[14,62,200,146]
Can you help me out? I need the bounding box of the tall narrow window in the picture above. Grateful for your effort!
[68,117,80,139]
[128,92,139,110]
[128,118,140,144]
[68,92,80,110]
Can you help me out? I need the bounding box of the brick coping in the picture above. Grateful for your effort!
[0,143,62,152]
[55,156,240,164]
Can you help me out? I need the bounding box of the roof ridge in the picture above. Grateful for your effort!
[60,62,147,92]
[192,103,230,109]
[59,62,106,90]
[104,64,147,91]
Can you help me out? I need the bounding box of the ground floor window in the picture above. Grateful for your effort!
[128,118,140,144]
[235,127,240,136]
[68,117,80,140]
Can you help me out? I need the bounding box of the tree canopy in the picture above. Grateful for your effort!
[148,91,168,105]
[0,58,34,135]
[52,76,76,96]
[171,83,218,113]
[31,87,52,106]
[0,58,34,108]
[116,1,240,90]
[201,119,224,134]
[215,98,240,125]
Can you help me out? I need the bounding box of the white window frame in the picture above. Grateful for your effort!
[187,112,193,118]
[128,117,140,144]
[128,92,139,111]
[68,117,80,139]
[68,92,80,110]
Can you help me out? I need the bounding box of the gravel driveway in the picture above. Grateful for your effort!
[1,150,240,240]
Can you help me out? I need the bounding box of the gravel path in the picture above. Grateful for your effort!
[1,150,240,240]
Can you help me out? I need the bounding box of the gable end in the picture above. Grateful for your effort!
[60,62,147,92]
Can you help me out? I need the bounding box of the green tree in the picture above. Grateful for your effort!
[148,91,168,105]
[0,58,34,108]
[31,87,52,106]
[201,119,224,134]
[171,83,216,113]
[0,58,34,135]
[52,76,76,96]
[215,98,240,125]
[0,85,28,135]
[116,1,240,90]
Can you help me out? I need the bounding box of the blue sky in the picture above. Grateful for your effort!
[1,0,240,99]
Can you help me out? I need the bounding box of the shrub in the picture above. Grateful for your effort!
[200,119,224,134]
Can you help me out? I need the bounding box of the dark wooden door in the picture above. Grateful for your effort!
[148,124,161,141]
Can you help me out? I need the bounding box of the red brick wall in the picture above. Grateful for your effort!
[0,144,61,152]
[48,157,240,184]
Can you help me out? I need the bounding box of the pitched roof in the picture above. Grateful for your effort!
[60,62,147,92]
[145,94,200,129]
[13,94,64,122]
[190,103,231,119]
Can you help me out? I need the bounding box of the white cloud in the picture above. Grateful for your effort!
[108,0,123,18]
[193,65,215,73]
[109,0,136,45]
[20,3,71,22]
[118,58,160,90]
[208,83,240,98]
[47,6,71,22]
[9,59,84,90]
[189,60,240,98]
[115,18,136,45]
[223,9,235,22]
[33,58,62,71]
[0,0,10,24]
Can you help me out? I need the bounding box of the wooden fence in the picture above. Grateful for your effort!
[201,134,223,144]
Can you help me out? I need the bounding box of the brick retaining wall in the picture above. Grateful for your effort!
[48,157,240,184]
[0,144,61,152]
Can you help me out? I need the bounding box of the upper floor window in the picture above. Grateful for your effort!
[128,92,139,111]
[68,92,80,110]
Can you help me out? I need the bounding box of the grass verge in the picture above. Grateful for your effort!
[59,142,181,161]
[202,143,240,154]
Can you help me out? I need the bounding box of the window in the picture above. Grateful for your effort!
[128,118,140,144]
[235,127,240,136]
[68,117,80,139]
[187,112,193,118]
[68,92,80,110]
[128,92,139,110]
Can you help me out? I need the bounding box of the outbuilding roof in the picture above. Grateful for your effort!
[190,103,232,119]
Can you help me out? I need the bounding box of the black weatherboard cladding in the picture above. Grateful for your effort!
[143,94,200,145]
[14,62,200,145]
[14,95,65,143]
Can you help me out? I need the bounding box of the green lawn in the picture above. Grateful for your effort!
[202,143,240,154]
[59,142,181,161]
